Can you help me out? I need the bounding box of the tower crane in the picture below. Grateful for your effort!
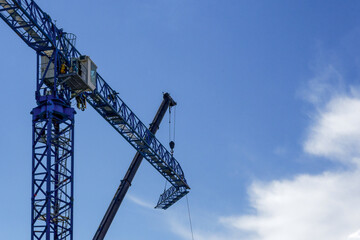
[0,1,191,240]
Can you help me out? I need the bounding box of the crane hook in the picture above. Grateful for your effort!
[169,141,175,155]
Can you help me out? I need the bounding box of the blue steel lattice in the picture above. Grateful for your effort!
[87,75,190,189]
[0,0,81,104]
[155,186,189,210]
[0,0,78,57]
[32,102,75,240]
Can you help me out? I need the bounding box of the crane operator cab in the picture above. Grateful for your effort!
[41,53,97,93]
[67,55,97,91]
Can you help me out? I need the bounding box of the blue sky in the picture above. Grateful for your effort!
[1,0,360,239]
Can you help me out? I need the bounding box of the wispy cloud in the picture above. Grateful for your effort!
[167,214,244,240]
[127,194,154,209]
[300,64,345,106]
[273,145,287,156]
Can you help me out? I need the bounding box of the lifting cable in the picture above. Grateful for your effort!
[186,195,195,240]
[168,105,176,155]
[173,105,176,142]
[168,104,194,239]
[169,106,172,143]
[164,105,177,192]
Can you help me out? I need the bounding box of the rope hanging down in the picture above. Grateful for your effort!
[169,105,176,155]
[168,101,194,239]
[164,105,176,190]
[164,104,175,191]
[186,195,195,240]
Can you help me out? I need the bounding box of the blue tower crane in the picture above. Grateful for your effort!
[0,1,190,240]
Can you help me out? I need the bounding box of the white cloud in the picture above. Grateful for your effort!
[189,94,360,240]
[221,169,360,240]
[304,96,360,163]
[349,230,360,239]
[222,92,360,240]
[169,68,360,240]
[220,69,360,239]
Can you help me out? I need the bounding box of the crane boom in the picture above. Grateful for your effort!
[87,78,190,190]
[0,0,77,57]
[93,92,178,240]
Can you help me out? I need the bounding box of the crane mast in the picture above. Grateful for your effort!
[0,1,190,240]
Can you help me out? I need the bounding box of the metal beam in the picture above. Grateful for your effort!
[93,93,176,240]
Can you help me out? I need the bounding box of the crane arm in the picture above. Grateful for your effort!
[87,76,190,191]
[93,93,180,240]
[0,0,77,58]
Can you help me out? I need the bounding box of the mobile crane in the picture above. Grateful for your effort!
[0,1,190,239]
[93,92,177,240]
